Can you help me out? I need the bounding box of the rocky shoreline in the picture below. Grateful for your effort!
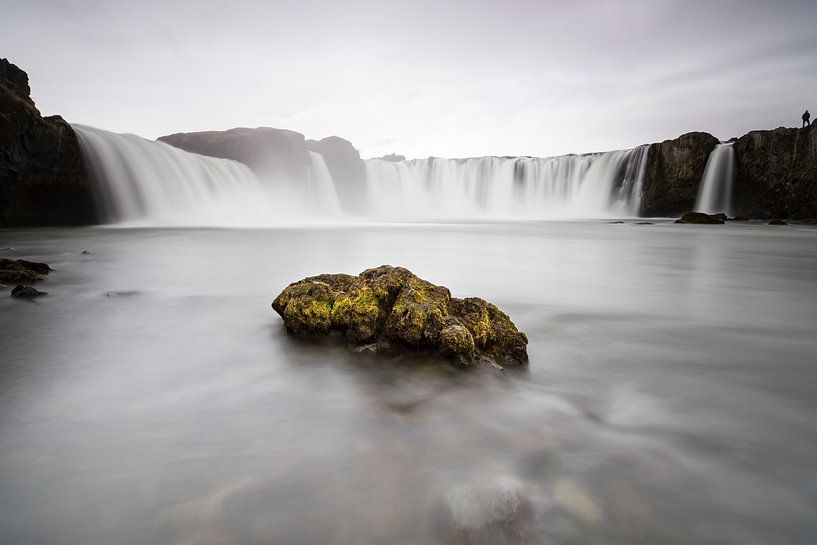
[1,57,815,225]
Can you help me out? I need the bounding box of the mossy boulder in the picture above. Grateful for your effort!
[271,266,528,368]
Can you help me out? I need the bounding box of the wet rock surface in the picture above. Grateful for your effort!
[0,58,95,226]
[11,284,46,298]
[674,211,726,224]
[272,265,528,368]
[0,257,51,284]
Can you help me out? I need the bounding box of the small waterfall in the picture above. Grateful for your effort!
[73,125,339,226]
[695,143,735,215]
[364,144,650,219]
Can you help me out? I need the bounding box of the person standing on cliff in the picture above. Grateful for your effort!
[803,110,811,127]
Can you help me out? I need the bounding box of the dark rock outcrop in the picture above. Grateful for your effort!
[11,284,47,298]
[159,127,311,184]
[272,265,528,368]
[306,136,367,212]
[768,219,788,225]
[0,257,51,283]
[674,211,726,224]
[0,58,96,226]
[641,132,720,216]
[732,125,817,219]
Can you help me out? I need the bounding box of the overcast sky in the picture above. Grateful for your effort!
[2,0,816,158]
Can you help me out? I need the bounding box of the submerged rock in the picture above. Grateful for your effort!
[0,257,50,284]
[674,211,726,224]
[443,483,533,545]
[272,266,528,368]
[11,284,46,298]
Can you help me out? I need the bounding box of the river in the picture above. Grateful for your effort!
[1,220,815,545]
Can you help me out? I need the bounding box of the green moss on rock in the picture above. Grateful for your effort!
[271,265,528,368]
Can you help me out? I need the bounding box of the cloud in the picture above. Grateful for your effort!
[2,0,815,157]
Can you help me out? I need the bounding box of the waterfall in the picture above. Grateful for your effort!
[307,151,342,214]
[695,143,735,215]
[364,145,650,219]
[73,125,340,226]
[74,123,652,225]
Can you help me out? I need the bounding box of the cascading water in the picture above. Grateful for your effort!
[695,143,735,215]
[74,123,652,224]
[73,125,342,226]
[364,145,651,219]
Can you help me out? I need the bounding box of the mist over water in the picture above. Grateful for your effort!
[1,222,816,545]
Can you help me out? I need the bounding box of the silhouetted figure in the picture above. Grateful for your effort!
[803,110,811,127]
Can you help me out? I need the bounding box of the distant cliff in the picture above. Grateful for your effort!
[0,58,96,226]
[160,129,368,212]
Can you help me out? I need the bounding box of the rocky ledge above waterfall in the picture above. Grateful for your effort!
[0,59,96,226]
[159,128,368,212]
[272,266,529,369]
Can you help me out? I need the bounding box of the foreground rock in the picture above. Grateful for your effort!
[272,266,528,368]
[674,211,726,224]
[0,257,51,283]
[0,58,96,226]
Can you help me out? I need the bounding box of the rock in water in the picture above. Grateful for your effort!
[0,257,51,283]
[769,219,788,225]
[11,284,46,298]
[272,266,528,368]
[443,483,533,545]
[674,211,726,224]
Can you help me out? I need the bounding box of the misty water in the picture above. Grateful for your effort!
[1,221,816,545]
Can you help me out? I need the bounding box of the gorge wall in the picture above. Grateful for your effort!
[0,58,95,226]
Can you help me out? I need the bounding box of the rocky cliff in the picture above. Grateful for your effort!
[159,128,368,213]
[306,136,367,212]
[640,132,720,216]
[159,127,311,184]
[0,59,96,226]
[732,124,817,219]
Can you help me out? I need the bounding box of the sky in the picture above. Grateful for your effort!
[2,0,816,159]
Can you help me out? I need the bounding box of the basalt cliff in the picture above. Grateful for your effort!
[0,58,95,226]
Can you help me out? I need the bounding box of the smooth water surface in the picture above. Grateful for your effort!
[1,221,816,545]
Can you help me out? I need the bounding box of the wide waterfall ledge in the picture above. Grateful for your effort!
[74,124,652,226]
